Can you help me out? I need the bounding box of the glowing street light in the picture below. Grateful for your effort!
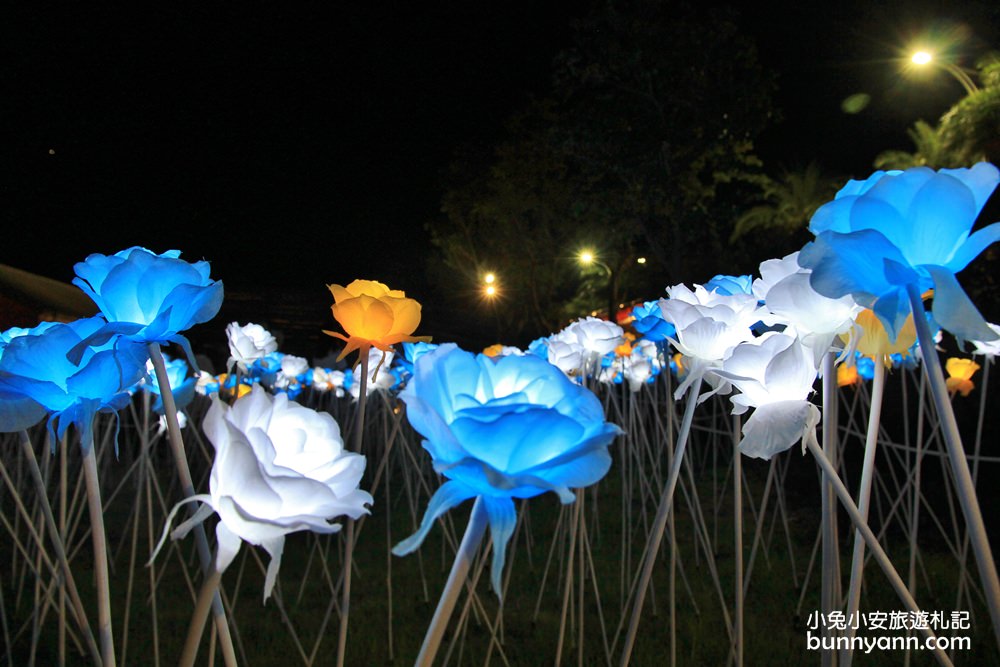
[484,272,495,284]
[907,48,979,96]
[484,284,497,298]
[577,249,611,276]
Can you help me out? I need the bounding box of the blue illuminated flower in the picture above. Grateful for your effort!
[394,341,440,379]
[392,344,622,594]
[0,318,147,448]
[799,164,1000,344]
[704,274,754,296]
[526,337,549,359]
[631,301,676,343]
[73,247,224,364]
[143,354,196,414]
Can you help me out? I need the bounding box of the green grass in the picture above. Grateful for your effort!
[2,403,998,666]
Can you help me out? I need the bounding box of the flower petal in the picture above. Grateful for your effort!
[391,480,477,556]
[482,495,517,597]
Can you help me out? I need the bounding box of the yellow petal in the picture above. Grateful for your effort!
[946,376,975,397]
[837,363,860,387]
[345,279,391,299]
[387,296,422,337]
[328,284,353,304]
[852,309,916,360]
[945,357,980,382]
[333,295,395,340]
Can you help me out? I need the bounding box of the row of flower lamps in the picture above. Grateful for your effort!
[1,163,1000,666]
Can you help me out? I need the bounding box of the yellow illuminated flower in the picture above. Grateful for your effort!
[323,279,431,362]
[614,339,634,357]
[945,357,980,397]
[837,362,861,388]
[844,309,916,366]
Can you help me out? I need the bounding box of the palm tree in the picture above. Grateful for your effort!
[873,120,952,169]
[875,55,1000,169]
[730,163,839,241]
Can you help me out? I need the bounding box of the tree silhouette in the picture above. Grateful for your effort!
[429,0,776,341]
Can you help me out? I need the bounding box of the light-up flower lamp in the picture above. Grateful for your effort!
[393,343,621,590]
[714,332,820,459]
[323,279,430,365]
[227,322,278,373]
[945,357,981,396]
[154,384,371,664]
[754,252,861,363]
[800,164,1000,647]
[0,317,147,666]
[799,163,1000,344]
[392,343,620,664]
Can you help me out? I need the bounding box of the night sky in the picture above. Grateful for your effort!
[4,2,998,351]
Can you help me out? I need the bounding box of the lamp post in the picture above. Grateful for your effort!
[910,50,979,96]
[578,249,617,323]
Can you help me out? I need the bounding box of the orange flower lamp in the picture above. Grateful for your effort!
[323,280,431,362]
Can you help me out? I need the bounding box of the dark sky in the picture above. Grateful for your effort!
[3,2,998,341]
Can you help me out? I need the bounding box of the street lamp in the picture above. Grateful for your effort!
[577,249,617,321]
[909,49,979,96]
[578,249,612,276]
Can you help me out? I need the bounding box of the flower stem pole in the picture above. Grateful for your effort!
[147,344,238,667]
[956,358,991,619]
[619,379,701,667]
[555,490,582,667]
[415,497,488,667]
[841,360,885,667]
[81,435,116,667]
[906,284,1000,650]
[732,414,743,667]
[820,352,840,667]
[336,350,369,667]
[804,435,954,667]
[178,566,224,667]
[18,430,102,666]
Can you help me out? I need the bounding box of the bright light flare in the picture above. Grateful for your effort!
[579,250,595,265]
[911,50,933,65]
[484,285,497,298]
[484,272,496,284]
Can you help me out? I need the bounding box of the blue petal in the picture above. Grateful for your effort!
[871,287,909,344]
[799,230,907,305]
[391,480,477,556]
[482,495,517,598]
[924,265,999,345]
[946,222,1000,273]
[900,171,978,266]
[0,390,46,433]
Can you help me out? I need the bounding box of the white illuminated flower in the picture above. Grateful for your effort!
[624,355,654,392]
[659,284,765,399]
[714,333,820,460]
[548,317,624,376]
[226,322,278,372]
[546,335,585,376]
[312,367,346,397]
[754,252,861,363]
[280,354,308,379]
[158,385,372,601]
